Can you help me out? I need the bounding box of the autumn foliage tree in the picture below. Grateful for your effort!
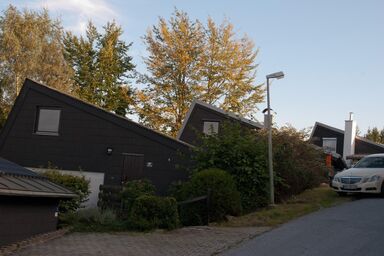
[0,5,73,128]
[138,10,263,136]
[63,22,135,116]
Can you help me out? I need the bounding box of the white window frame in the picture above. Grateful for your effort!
[322,137,337,153]
[203,121,219,135]
[35,107,61,136]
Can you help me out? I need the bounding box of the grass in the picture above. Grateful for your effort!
[218,185,353,227]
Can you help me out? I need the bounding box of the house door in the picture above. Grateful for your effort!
[121,153,144,184]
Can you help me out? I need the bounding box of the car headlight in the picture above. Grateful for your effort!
[362,175,381,183]
[369,175,380,182]
[333,177,340,183]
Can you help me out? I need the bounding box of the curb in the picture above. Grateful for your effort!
[0,228,70,256]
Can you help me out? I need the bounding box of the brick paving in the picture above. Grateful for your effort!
[9,226,270,256]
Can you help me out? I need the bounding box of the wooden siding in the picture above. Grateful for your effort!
[310,124,384,156]
[355,139,384,155]
[179,104,260,146]
[310,125,345,156]
[0,80,191,194]
[0,196,59,247]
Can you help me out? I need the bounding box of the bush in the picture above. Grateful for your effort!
[98,185,123,212]
[61,208,125,232]
[193,122,269,211]
[120,179,156,219]
[193,122,328,211]
[42,170,90,214]
[270,126,328,201]
[128,195,179,231]
[172,168,242,226]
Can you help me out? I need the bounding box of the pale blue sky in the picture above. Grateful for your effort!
[2,0,384,134]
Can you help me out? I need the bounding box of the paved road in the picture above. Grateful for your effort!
[223,198,384,256]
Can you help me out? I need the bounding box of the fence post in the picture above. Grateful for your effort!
[206,188,212,226]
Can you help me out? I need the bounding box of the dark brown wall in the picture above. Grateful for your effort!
[179,104,260,146]
[0,82,190,193]
[0,196,59,247]
[355,139,384,155]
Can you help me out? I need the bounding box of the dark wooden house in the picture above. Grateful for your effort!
[0,157,75,247]
[177,99,264,145]
[0,79,191,207]
[309,119,384,162]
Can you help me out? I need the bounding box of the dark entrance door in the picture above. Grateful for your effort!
[121,153,144,184]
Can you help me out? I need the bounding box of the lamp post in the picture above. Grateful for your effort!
[266,71,284,206]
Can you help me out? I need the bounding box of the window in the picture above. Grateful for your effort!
[322,138,337,153]
[203,121,219,135]
[35,108,61,135]
[354,157,384,168]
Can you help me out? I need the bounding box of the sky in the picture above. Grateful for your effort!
[1,0,384,134]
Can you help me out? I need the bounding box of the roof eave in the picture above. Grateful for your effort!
[0,188,76,198]
[177,99,264,140]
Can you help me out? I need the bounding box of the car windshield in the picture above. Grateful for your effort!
[354,157,384,168]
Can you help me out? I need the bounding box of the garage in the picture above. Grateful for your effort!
[0,157,75,246]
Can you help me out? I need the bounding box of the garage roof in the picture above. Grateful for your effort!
[0,157,76,198]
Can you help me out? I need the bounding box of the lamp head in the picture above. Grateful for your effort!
[266,71,284,80]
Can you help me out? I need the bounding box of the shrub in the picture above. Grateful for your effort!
[42,170,90,214]
[120,179,156,219]
[98,185,123,212]
[172,168,242,226]
[61,208,125,232]
[192,122,269,211]
[193,122,328,211]
[270,126,328,201]
[128,195,179,231]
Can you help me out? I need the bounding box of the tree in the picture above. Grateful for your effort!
[63,22,135,116]
[138,10,263,136]
[0,5,73,128]
[365,127,384,144]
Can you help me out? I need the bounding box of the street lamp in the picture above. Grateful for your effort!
[266,71,284,206]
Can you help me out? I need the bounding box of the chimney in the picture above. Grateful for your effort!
[343,112,357,161]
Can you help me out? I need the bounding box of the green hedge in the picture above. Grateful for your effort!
[121,179,156,212]
[98,185,123,212]
[271,126,328,201]
[42,170,90,214]
[128,195,179,231]
[192,122,328,211]
[98,179,156,220]
[61,208,125,232]
[172,168,242,226]
[192,123,269,211]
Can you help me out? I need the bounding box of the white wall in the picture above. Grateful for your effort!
[29,167,105,209]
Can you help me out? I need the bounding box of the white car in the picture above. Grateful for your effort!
[332,154,384,195]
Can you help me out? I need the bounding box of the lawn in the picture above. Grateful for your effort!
[218,185,353,227]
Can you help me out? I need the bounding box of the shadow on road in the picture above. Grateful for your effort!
[346,193,384,200]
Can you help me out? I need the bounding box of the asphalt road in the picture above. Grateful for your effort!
[222,198,384,256]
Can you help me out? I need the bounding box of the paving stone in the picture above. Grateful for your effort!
[10,226,270,256]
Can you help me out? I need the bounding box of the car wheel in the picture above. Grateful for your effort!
[337,192,347,197]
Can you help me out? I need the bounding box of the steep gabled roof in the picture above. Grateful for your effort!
[0,157,75,198]
[310,121,384,150]
[0,79,192,151]
[177,99,264,139]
